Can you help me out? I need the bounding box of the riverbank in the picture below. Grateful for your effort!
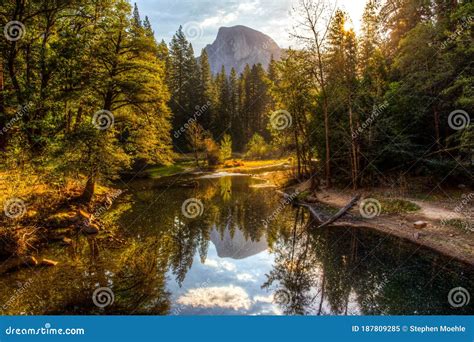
[0,170,126,273]
[289,182,474,266]
[1,161,472,272]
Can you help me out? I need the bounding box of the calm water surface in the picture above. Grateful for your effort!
[0,174,473,315]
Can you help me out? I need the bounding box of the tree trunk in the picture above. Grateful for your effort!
[433,107,442,151]
[74,106,83,129]
[0,56,6,151]
[194,147,200,168]
[81,175,96,203]
[348,105,359,190]
[323,100,331,188]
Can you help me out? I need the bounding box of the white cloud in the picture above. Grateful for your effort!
[253,294,274,303]
[135,0,366,55]
[203,258,236,272]
[201,11,238,28]
[177,285,251,310]
[237,0,260,13]
[236,273,256,282]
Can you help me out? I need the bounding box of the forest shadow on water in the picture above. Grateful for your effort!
[0,175,472,316]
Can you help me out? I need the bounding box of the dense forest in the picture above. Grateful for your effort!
[0,0,473,318]
[0,0,472,201]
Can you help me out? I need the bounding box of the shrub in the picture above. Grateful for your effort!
[245,134,271,160]
[219,134,233,161]
[205,138,221,166]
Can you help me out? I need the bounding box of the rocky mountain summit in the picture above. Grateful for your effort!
[203,25,282,74]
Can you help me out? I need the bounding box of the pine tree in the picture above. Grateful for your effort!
[229,68,240,151]
[143,16,154,38]
[325,10,360,188]
[132,3,142,28]
[198,49,215,130]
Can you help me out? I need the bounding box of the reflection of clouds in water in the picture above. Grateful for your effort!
[176,285,251,310]
[253,295,273,303]
[204,258,236,272]
[168,238,279,314]
[176,286,281,313]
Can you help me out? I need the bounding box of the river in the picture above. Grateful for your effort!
[0,172,472,315]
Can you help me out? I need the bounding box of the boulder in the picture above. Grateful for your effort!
[81,223,100,235]
[414,221,428,229]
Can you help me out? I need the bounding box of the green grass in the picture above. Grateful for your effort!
[296,190,311,202]
[380,199,421,214]
[147,164,188,178]
[444,219,473,233]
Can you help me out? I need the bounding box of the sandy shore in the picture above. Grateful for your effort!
[295,187,474,266]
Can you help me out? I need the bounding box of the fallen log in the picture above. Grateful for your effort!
[315,195,361,229]
[296,202,325,223]
[275,190,325,222]
[276,190,360,228]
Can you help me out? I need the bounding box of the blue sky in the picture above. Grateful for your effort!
[134,0,366,54]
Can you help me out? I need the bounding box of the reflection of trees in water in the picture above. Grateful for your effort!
[9,175,471,315]
[168,177,279,285]
[0,235,172,315]
[113,237,171,314]
[345,230,474,315]
[210,177,279,243]
[262,208,321,315]
[264,209,474,315]
[169,218,211,286]
[219,177,232,202]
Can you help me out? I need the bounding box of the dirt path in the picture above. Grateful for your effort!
[295,186,474,266]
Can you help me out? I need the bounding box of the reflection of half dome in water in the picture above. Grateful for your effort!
[211,227,268,260]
